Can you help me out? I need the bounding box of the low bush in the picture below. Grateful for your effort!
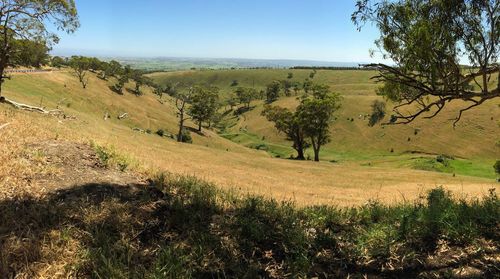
[180,129,192,143]
[1,172,498,278]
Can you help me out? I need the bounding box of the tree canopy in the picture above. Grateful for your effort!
[297,85,342,161]
[188,85,220,132]
[353,0,499,125]
[0,0,79,97]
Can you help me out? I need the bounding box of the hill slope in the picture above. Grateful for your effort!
[0,69,497,206]
[151,69,500,179]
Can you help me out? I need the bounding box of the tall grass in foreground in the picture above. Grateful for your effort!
[0,173,498,278]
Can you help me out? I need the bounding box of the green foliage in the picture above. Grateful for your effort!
[302,78,313,93]
[368,100,386,126]
[156,129,165,137]
[69,56,91,89]
[494,160,500,176]
[297,85,342,161]
[265,80,281,103]
[179,129,192,143]
[235,87,257,108]
[188,85,220,132]
[0,0,79,95]
[262,105,308,160]
[11,40,50,68]
[91,143,132,172]
[281,79,292,96]
[353,0,500,124]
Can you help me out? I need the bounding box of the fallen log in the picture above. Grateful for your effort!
[0,96,63,116]
[0,122,10,130]
[118,112,128,120]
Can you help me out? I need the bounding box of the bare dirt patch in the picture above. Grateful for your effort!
[23,140,145,194]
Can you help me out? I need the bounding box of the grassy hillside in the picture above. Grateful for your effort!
[0,70,498,206]
[151,69,500,179]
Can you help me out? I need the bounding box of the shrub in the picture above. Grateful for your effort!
[156,129,165,137]
[494,160,500,176]
[180,129,192,143]
[91,142,132,171]
[368,100,386,126]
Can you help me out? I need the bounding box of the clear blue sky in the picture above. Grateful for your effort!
[53,0,382,62]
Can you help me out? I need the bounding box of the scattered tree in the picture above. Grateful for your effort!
[113,74,129,95]
[287,72,294,79]
[303,78,313,94]
[131,71,144,96]
[293,82,301,95]
[188,85,220,132]
[281,79,292,96]
[235,87,257,108]
[266,80,281,103]
[262,105,309,160]
[353,0,500,125]
[176,89,192,142]
[51,56,66,68]
[297,85,341,161]
[69,56,90,89]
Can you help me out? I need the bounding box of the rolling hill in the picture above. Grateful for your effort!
[0,69,498,206]
[150,69,500,179]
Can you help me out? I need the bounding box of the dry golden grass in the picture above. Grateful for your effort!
[0,70,498,207]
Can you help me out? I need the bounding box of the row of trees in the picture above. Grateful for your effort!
[262,84,342,161]
[0,0,79,98]
[52,56,149,95]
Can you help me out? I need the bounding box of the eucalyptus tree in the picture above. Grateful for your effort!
[188,85,219,132]
[262,105,309,160]
[69,56,90,89]
[297,85,341,162]
[0,0,79,98]
[353,0,499,125]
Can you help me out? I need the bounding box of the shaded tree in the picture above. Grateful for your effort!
[0,0,79,98]
[353,0,500,125]
[262,105,309,160]
[69,56,90,89]
[51,56,66,68]
[131,70,144,96]
[266,80,281,103]
[188,85,219,132]
[12,40,50,68]
[113,74,129,95]
[176,89,192,142]
[297,85,341,161]
[235,87,257,108]
[106,60,122,78]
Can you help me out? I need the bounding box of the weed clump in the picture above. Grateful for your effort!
[91,142,132,171]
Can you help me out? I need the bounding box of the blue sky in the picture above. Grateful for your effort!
[53,0,382,62]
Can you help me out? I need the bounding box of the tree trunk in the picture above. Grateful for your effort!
[311,138,320,162]
[198,121,202,132]
[296,148,305,160]
[177,113,184,142]
[0,63,5,98]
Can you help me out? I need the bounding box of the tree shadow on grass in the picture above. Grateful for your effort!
[0,181,497,278]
